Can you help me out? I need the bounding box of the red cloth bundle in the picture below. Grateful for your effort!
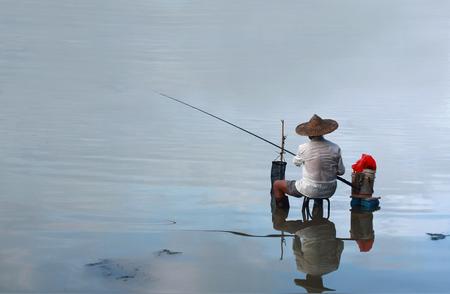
[352,154,377,173]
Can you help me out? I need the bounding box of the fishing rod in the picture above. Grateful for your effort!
[156,91,353,188]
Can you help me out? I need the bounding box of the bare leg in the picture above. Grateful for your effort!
[273,180,288,201]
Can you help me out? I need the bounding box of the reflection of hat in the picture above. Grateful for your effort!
[293,220,344,276]
[295,275,335,293]
[295,114,339,136]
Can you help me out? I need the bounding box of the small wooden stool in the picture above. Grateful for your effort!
[302,197,331,220]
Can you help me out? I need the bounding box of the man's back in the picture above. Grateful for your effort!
[295,137,345,183]
[293,136,345,198]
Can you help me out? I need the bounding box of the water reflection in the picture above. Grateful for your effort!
[272,200,377,292]
[293,217,343,293]
[350,207,376,252]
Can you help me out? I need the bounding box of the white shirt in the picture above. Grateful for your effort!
[293,137,345,198]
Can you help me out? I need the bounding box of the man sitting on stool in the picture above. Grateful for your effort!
[273,114,345,208]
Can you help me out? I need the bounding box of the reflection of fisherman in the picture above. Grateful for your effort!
[293,219,344,293]
[273,115,345,208]
[272,207,344,293]
[350,208,375,252]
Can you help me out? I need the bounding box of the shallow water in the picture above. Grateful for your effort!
[0,0,449,292]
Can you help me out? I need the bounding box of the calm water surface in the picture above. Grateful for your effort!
[0,0,449,293]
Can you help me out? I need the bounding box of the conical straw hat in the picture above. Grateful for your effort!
[295,114,338,136]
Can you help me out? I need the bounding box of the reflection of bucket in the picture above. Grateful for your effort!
[350,210,375,252]
[352,169,375,197]
[350,211,374,240]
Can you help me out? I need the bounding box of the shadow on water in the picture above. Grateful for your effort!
[426,233,450,241]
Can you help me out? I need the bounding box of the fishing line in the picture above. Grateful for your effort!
[180,229,360,241]
[156,90,353,188]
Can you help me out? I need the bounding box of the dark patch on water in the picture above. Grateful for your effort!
[156,249,182,256]
[426,233,450,241]
[86,260,106,267]
[85,259,143,281]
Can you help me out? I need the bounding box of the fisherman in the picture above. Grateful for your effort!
[273,114,345,208]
